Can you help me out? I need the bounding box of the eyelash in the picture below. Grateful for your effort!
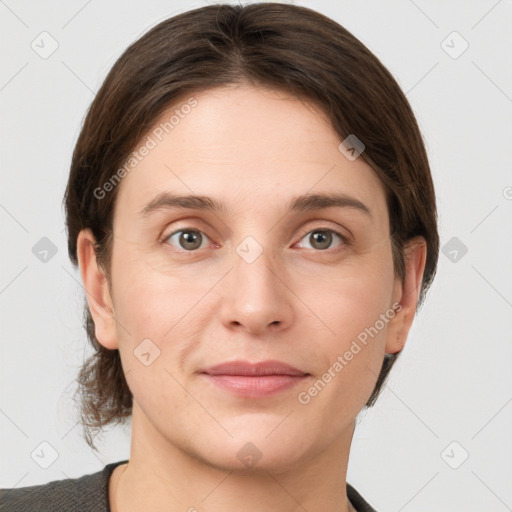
[162,226,348,253]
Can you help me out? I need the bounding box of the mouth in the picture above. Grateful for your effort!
[200,360,310,398]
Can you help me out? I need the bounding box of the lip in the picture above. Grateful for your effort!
[202,360,307,376]
[200,360,309,398]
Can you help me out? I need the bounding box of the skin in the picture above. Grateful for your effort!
[77,84,426,512]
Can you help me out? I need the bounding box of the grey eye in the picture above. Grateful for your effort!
[166,230,208,251]
[298,229,344,250]
[311,231,332,250]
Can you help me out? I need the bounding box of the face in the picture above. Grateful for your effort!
[84,84,415,473]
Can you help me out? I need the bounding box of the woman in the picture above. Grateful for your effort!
[0,3,438,511]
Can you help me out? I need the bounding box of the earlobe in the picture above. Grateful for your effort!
[76,229,119,350]
[385,236,427,354]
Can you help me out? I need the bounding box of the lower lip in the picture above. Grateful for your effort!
[202,374,308,398]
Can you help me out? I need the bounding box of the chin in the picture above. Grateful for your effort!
[192,426,315,474]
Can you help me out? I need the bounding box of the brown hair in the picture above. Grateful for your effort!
[64,2,438,449]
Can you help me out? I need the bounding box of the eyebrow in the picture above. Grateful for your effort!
[137,191,371,218]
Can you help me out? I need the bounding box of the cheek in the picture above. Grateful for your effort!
[300,248,395,396]
[297,285,392,420]
[109,253,200,411]
[303,245,395,341]
[111,237,187,318]
[110,243,215,369]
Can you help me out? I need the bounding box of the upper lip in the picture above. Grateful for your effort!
[201,360,308,376]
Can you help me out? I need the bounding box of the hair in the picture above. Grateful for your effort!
[64,2,439,449]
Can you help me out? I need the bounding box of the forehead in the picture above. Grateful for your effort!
[113,84,387,220]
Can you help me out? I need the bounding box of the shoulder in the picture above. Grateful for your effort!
[0,460,128,512]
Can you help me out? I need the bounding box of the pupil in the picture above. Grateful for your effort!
[311,231,331,250]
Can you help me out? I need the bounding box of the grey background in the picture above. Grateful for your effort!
[1,0,511,510]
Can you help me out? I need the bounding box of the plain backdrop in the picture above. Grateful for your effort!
[1,1,511,511]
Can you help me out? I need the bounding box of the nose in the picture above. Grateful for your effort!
[219,244,294,335]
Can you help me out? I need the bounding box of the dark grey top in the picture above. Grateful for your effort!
[0,460,377,511]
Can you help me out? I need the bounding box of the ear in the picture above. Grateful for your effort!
[385,236,427,354]
[76,228,119,350]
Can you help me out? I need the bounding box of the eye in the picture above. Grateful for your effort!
[164,229,211,251]
[295,228,346,251]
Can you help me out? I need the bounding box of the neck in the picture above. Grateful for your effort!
[112,402,357,512]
